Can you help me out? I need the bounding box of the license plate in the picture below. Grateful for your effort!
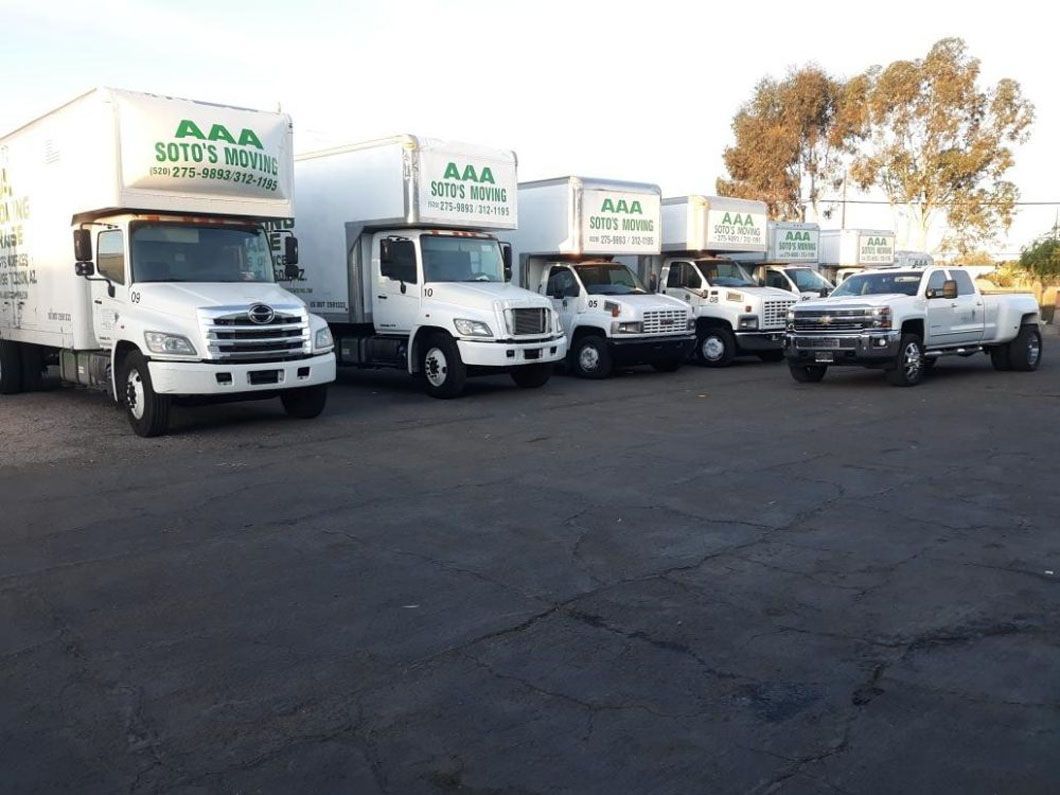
[818,337,840,348]
[524,348,540,360]
[815,351,834,363]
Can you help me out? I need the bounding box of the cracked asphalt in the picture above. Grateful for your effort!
[1,339,1059,793]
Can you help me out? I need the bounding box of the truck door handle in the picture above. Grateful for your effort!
[93,299,103,305]
[377,294,387,300]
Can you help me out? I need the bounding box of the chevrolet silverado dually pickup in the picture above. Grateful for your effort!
[784,266,1042,386]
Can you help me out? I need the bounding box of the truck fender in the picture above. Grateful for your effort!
[407,325,449,374]
[110,340,141,402]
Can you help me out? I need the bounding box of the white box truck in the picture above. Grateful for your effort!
[0,88,336,436]
[819,228,895,284]
[291,136,566,398]
[750,221,834,300]
[506,177,694,378]
[637,195,798,367]
[893,250,934,269]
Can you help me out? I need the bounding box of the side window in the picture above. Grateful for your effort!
[381,239,417,284]
[926,270,947,297]
[684,265,702,289]
[666,262,684,288]
[953,270,975,296]
[766,271,789,290]
[97,230,126,285]
[546,267,573,298]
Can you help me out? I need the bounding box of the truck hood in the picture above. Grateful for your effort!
[796,293,904,312]
[132,282,306,318]
[426,281,551,311]
[722,285,794,301]
[603,292,690,317]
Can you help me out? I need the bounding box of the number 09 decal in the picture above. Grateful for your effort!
[130,291,141,303]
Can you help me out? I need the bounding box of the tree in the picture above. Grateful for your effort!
[849,38,1034,255]
[1019,238,1060,279]
[717,66,861,220]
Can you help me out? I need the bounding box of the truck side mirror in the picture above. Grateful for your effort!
[942,279,957,300]
[380,239,393,264]
[500,242,513,281]
[75,261,96,277]
[73,229,92,263]
[284,236,299,267]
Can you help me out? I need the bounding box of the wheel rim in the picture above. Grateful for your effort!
[902,342,922,380]
[579,344,600,372]
[703,336,725,361]
[126,369,146,420]
[424,347,448,387]
[1027,333,1041,366]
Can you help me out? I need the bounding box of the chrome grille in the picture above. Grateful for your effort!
[763,299,797,330]
[793,309,873,332]
[642,309,687,335]
[203,309,309,361]
[794,336,858,350]
[509,308,546,336]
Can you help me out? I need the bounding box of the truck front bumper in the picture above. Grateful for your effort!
[148,353,337,395]
[610,333,696,365]
[784,331,901,365]
[457,334,567,368]
[734,330,787,352]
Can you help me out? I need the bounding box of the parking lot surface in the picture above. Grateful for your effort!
[2,347,1059,793]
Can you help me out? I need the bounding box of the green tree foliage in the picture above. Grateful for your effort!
[849,38,1034,255]
[1019,238,1060,278]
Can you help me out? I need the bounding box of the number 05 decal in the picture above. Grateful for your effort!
[587,299,598,308]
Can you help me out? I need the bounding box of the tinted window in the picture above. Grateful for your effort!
[831,271,923,297]
[953,270,976,296]
[421,236,503,283]
[926,270,947,296]
[766,271,790,290]
[381,239,417,284]
[97,230,125,285]
[547,267,577,298]
[132,224,274,283]
[667,263,686,288]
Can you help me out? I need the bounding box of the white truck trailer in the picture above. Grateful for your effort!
[736,221,835,300]
[819,228,896,284]
[505,177,694,378]
[291,136,566,398]
[638,195,798,366]
[0,88,336,436]
[893,250,934,269]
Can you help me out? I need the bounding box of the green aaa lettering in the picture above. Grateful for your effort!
[722,212,756,226]
[784,231,811,241]
[865,236,891,246]
[442,162,495,183]
[600,198,643,214]
[174,120,264,149]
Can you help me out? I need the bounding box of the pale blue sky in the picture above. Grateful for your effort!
[1,0,1053,256]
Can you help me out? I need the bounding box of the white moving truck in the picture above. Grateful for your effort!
[638,195,798,366]
[0,88,336,436]
[506,177,694,378]
[291,136,566,398]
[819,228,895,285]
[753,221,834,300]
[893,250,934,269]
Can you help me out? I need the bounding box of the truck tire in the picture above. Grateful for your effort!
[570,335,612,379]
[281,385,328,418]
[118,350,170,437]
[756,350,785,363]
[885,334,925,387]
[788,363,827,383]
[19,343,44,391]
[420,333,467,398]
[696,327,736,367]
[651,356,684,373]
[990,346,1012,371]
[510,363,552,388]
[0,340,23,395]
[1008,325,1042,372]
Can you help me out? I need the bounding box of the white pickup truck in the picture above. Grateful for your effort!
[784,266,1042,386]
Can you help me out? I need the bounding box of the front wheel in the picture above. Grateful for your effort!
[511,363,553,389]
[1008,325,1042,372]
[281,385,328,418]
[788,363,827,383]
[695,327,736,367]
[420,333,467,398]
[118,350,170,437]
[570,335,613,379]
[885,335,925,387]
[0,340,23,395]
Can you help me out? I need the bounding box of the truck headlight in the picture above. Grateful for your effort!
[144,332,197,356]
[314,326,334,351]
[454,318,493,337]
[871,307,892,329]
[686,317,695,331]
[613,321,642,334]
[786,308,796,331]
[738,315,759,330]
[552,310,563,333]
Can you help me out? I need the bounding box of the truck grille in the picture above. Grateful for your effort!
[794,336,858,350]
[203,308,310,361]
[793,310,872,332]
[642,309,687,335]
[509,308,546,336]
[763,299,797,330]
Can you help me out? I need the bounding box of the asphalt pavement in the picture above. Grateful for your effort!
[1,344,1058,793]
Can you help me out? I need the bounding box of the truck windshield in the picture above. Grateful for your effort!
[697,260,756,287]
[574,262,646,295]
[786,268,832,291]
[831,271,923,297]
[130,223,275,283]
[421,235,504,282]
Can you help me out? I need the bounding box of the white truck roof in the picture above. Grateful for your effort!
[511,176,662,257]
[661,195,768,254]
[819,228,896,267]
[0,87,294,220]
[294,135,518,230]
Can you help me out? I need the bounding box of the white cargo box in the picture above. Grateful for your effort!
[819,229,895,267]
[769,221,819,262]
[894,250,934,269]
[661,195,768,254]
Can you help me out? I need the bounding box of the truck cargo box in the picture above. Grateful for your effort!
[661,195,768,254]
[768,221,820,263]
[819,228,895,267]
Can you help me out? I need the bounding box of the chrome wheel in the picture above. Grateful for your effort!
[578,344,600,372]
[1027,333,1041,367]
[424,347,448,387]
[125,368,146,420]
[902,342,922,380]
[702,336,725,362]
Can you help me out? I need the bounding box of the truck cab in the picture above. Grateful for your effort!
[757,264,834,300]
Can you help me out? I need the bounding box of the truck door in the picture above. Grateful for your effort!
[545,266,579,336]
[374,236,420,335]
[664,261,701,304]
[924,269,959,347]
[949,270,985,345]
[764,268,795,294]
[91,229,128,347]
